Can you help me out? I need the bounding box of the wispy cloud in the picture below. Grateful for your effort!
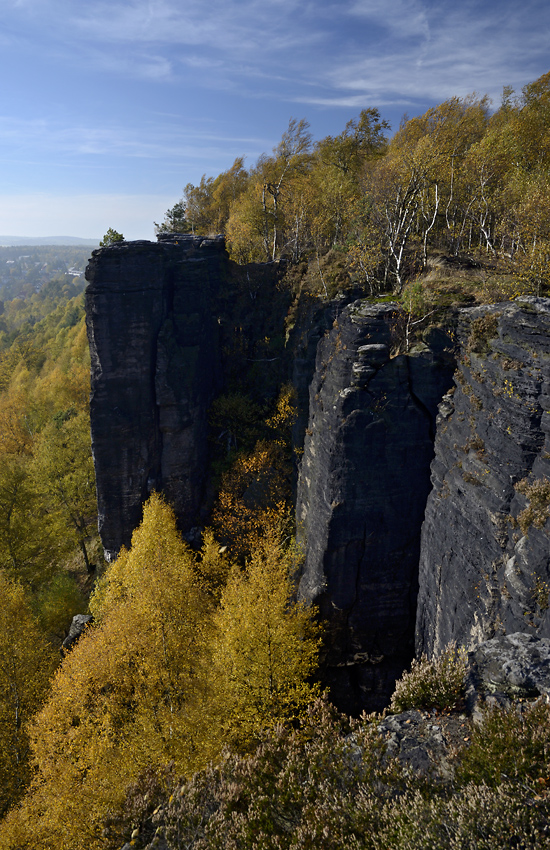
[348,0,430,40]
[297,0,550,111]
[4,0,549,110]
[0,114,266,164]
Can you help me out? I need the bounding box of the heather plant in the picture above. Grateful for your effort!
[142,696,550,850]
[515,476,550,534]
[458,698,550,787]
[372,781,550,850]
[389,643,467,713]
[153,699,408,850]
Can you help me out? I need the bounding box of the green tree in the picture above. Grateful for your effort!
[154,200,190,234]
[99,228,124,247]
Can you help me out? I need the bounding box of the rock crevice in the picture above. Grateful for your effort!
[296,300,456,712]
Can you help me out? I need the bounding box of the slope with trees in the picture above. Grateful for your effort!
[156,71,550,304]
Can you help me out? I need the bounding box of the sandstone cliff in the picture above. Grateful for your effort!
[85,234,226,559]
[295,301,455,711]
[416,298,550,655]
[85,240,550,714]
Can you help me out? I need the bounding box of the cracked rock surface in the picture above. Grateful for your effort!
[416,299,550,658]
[466,631,550,717]
[296,300,455,713]
[85,235,226,558]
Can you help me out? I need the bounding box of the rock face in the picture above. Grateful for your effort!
[61,614,93,654]
[416,298,550,658]
[377,709,458,780]
[85,235,226,559]
[296,300,455,712]
[465,632,550,716]
[85,236,550,718]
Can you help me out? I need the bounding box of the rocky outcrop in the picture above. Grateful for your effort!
[85,235,226,559]
[85,235,550,718]
[61,614,93,654]
[465,631,550,716]
[296,300,455,712]
[377,709,459,780]
[416,298,550,658]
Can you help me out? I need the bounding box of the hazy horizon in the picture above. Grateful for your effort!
[0,1,548,240]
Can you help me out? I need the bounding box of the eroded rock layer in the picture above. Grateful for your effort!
[85,235,226,559]
[416,298,550,657]
[296,301,455,712]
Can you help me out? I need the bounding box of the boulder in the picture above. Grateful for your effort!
[465,631,550,716]
[61,614,93,653]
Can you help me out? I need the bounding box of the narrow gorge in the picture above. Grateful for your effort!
[85,236,550,713]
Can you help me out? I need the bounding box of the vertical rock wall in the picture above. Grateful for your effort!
[85,235,226,559]
[296,301,455,712]
[416,298,550,656]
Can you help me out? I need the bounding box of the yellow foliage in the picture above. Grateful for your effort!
[2,495,214,850]
[265,382,297,441]
[0,390,36,456]
[210,530,321,751]
[212,440,292,557]
[0,571,56,819]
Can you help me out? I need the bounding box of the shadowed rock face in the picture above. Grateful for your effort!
[85,235,226,559]
[296,301,455,713]
[85,238,550,718]
[416,298,550,657]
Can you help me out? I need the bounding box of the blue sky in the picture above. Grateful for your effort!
[0,0,548,241]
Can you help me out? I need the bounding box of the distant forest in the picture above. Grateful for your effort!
[0,246,91,302]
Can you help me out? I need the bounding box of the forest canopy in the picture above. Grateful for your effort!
[157,71,550,300]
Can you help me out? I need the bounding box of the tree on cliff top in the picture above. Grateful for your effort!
[99,228,124,247]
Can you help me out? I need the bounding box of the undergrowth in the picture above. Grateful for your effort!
[389,643,467,713]
[120,695,550,850]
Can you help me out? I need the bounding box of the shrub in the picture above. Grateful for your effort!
[515,476,550,534]
[389,643,467,713]
[466,312,499,355]
[458,698,550,787]
[373,781,550,850]
[152,699,405,850]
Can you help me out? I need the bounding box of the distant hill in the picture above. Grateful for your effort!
[0,235,99,247]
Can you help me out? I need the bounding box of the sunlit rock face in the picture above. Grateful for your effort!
[296,301,455,713]
[416,298,550,657]
[85,234,226,560]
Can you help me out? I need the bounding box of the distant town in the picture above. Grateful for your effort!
[0,245,94,301]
